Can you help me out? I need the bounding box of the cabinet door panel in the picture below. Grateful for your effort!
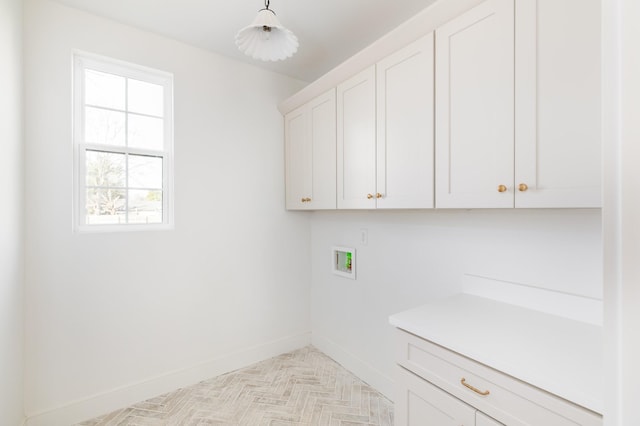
[308,89,337,209]
[515,0,601,207]
[337,66,377,209]
[285,89,336,210]
[285,107,311,209]
[377,33,434,209]
[395,366,476,426]
[477,412,504,426]
[435,0,515,208]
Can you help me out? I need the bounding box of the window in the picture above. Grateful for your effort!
[73,53,173,231]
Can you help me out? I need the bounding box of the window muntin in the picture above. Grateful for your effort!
[74,53,173,231]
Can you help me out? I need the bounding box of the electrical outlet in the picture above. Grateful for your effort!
[360,228,368,246]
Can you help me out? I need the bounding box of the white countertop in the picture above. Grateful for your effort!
[389,293,603,414]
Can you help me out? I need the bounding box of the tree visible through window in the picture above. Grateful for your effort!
[73,53,173,230]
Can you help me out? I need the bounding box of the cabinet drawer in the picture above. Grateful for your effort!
[396,329,602,426]
[395,365,476,426]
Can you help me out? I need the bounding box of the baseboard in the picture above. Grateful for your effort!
[25,332,311,426]
[311,333,394,400]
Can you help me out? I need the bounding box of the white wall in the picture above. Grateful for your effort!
[0,0,25,424]
[619,0,640,421]
[602,0,622,424]
[310,209,602,398]
[23,0,309,424]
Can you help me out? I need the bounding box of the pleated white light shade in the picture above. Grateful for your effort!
[235,8,298,62]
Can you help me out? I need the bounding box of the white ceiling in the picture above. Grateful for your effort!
[50,0,439,82]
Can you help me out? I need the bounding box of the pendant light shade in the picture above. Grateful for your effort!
[235,1,298,62]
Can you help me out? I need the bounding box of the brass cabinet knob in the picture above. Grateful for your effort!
[518,183,528,192]
[497,185,508,193]
[301,197,312,203]
[376,193,383,199]
[367,193,374,199]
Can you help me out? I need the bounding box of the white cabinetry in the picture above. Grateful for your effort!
[394,328,602,426]
[337,66,376,209]
[514,0,601,208]
[476,412,504,426]
[396,362,507,426]
[337,34,434,209]
[396,365,477,426]
[284,89,336,210]
[283,0,602,211]
[435,0,601,208]
[435,0,514,208]
[376,34,434,209]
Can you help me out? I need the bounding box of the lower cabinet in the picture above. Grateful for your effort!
[394,329,602,426]
[396,365,497,426]
[477,412,505,426]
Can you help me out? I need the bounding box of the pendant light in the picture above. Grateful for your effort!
[235,0,298,62]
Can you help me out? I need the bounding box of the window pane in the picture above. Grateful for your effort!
[85,69,125,110]
[85,106,126,146]
[86,188,126,225]
[128,78,164,117]
[86,151,125,187]
[129,154,162,188]
[128,190,162,224]
[128,114,163,150]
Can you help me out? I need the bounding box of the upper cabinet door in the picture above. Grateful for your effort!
[376,33,435,209]
[435,0,515,208]
[284,89,336,210]
[515,0,602,208]
[308,89,337,209]
[337,66,377,209]
[285,105,311,209]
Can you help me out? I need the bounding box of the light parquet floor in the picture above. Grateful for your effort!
[76,346,393,426]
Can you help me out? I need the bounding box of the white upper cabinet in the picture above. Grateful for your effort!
[435,0,515,208]
[515,0,601,208]
[435,0,601,209]
[376,34,435,209]
[285,89,336,210]
[337,34,435,210]
[337,66,377,209]
[284,0,602,211]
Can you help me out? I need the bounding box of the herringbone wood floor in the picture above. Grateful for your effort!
[76,346,393,425]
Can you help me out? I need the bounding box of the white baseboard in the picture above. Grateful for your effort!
[25,332,311,426]
[311,333,394,401]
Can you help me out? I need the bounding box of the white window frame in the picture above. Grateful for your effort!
[73,51,174,232]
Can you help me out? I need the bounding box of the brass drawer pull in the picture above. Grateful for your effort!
[461,378,490,396]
